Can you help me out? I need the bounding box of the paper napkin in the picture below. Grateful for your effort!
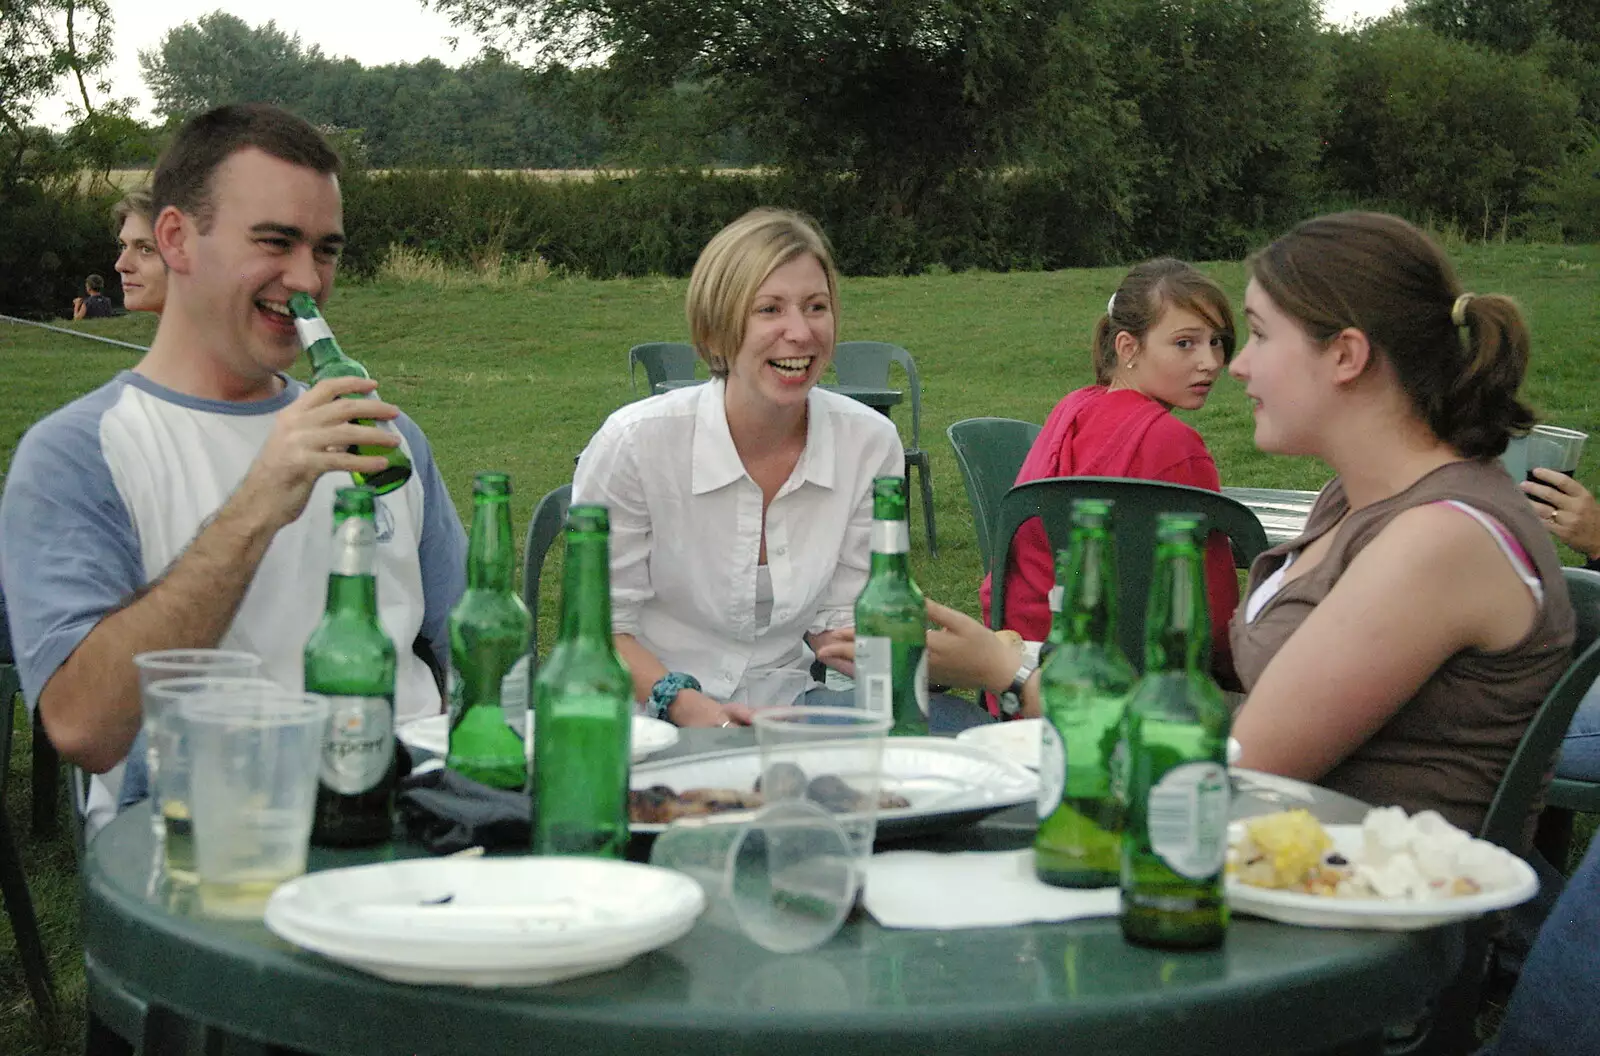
[862,848,1119,930]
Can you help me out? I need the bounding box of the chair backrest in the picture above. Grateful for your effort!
[835,341,923,452]
[988,476,1271,669]
[946,417,1042,569]
[627,342,697,395]
[1479,567,1600,851]
[520,483,572,672]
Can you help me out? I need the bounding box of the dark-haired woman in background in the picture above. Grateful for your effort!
[1230,212,1574,839]
[980,258,1240,697]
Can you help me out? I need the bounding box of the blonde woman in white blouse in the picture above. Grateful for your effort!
[574,209,903,727]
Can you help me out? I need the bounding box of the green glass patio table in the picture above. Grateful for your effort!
[83,730,1461,1056]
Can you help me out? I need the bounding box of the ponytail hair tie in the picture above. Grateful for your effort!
[1451,292,1475,327]
[1106,292,1117,317]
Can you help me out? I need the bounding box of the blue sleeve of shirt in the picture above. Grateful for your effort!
[0,391,143,711]
[395,413,465,675]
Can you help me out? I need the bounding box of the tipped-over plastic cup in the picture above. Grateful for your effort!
[649,800,858,954]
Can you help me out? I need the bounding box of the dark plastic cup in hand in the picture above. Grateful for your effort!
[1526,425,1588,505]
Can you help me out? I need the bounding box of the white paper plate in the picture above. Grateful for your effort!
[265,857,704,986]
[956,722,1243,773]
[1226,824,1538,930]
[956,719,1043,769]
[629,737,1039,840]
[397,713,679,763]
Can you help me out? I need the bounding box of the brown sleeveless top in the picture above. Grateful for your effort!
[1230,460,1575,842]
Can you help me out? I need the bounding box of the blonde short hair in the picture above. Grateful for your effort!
[686,208,840,379]
[112,189,154,234]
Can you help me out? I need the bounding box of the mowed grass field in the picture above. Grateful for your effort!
[3,242,1599,1051]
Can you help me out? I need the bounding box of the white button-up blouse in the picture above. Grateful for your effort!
[572,379,905,701]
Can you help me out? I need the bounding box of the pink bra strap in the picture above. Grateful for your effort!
[1433,500,1543,605]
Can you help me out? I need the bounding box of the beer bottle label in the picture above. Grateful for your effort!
[854,635,893,717]
[871,520,910,554]
[1037,720,1065,819]
[913,649,929,717]
[321,695,394,795]
[294,316,335,347]
[1146,761,1230,879]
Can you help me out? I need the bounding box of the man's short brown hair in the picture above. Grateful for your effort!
[152,104,340,234]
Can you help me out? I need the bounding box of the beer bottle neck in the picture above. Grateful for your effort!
[558,534,614,642]
[1064,532,1117,648]
[303,335,361,376]
[325,514,379,617]
[467,498,516,592]
[1143,545,1210,673]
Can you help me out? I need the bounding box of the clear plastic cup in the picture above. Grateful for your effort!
[734,668,812,710]
[177,686,329,918]
[649,800,858,953]
[752,706,892,864]
[134,653,266,880]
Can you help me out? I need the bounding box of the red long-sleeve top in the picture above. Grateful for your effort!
[979,386,1239,669]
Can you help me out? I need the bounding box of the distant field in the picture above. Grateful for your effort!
[3,245,1599,1052]
[101,166,770,190]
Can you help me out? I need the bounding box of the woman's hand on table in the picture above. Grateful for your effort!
[810,627,856,677]
[808,628,856,677]
[1523,469,1600,560]
[667,688,755,727]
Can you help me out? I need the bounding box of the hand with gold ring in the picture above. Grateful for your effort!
[1522,468,1600,561]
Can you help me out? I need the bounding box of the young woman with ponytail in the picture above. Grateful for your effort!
[1229,212,1575,838]
[979,258,1240,694]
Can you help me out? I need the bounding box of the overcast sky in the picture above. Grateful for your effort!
[37,0,1406,129]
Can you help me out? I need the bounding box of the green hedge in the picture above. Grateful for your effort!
[338,167,1134,280]
[0,184,122,321]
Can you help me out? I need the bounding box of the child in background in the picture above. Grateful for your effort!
[980,258,1240,695]
[73,274,114,320]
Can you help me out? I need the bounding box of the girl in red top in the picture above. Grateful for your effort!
[980,258,1240,684]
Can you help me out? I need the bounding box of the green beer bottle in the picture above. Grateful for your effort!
[1120,513,1232,950]
[288,291,413,495]
[532,504,632,858]
[306,486,400,847]
[854,476,928,736]
[446,473,532,791]
[1035,501,1136,888]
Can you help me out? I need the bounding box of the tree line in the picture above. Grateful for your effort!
[2,0,1598,318]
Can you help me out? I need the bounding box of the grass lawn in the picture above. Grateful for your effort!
[3,242,1599,1051]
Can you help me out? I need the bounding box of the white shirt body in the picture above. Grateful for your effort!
[573,379,904,700]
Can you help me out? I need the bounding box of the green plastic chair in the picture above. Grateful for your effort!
[987,476,1270,669]
[627,342,697,396]
[1,660,57,1026]
[1533,567,1600,870]
[834,341,936,556]
[520,483,572,674]
[947,417,1042,571]
[1396,567,1600,1056]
